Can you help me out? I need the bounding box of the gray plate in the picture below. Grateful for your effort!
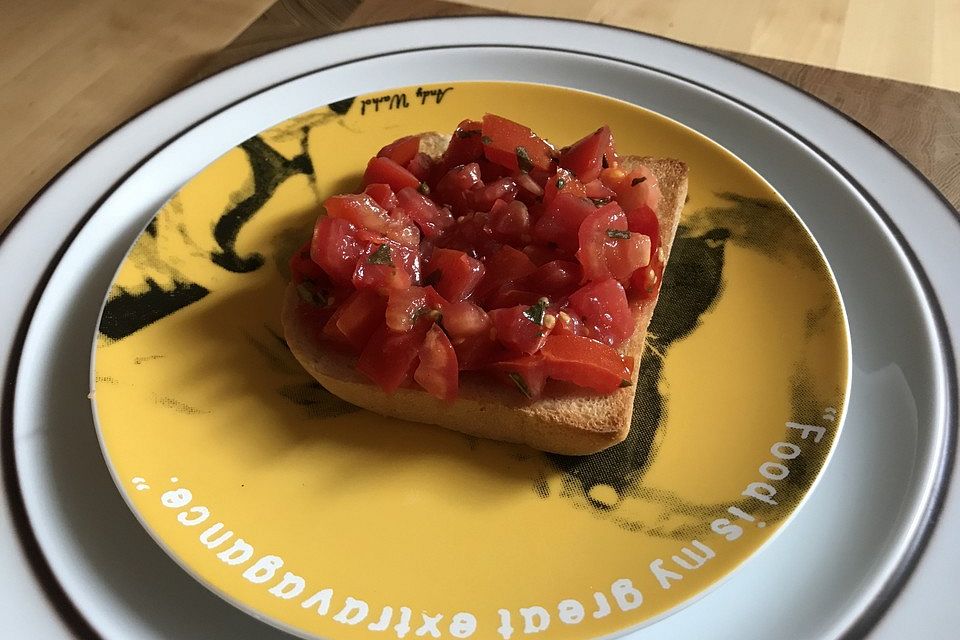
[2,18,956,640]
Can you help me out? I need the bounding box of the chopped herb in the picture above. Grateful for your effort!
[457,129,481,139]
[555,177,566,189]
[481,135,493,145]
[602,154,609,169]
[590,197,611,206]
[516,146,534,173]
[619,379,632,388]
[368,244,393,266]
[606,229,631,239]
[508,372,533,399]
[418,181,430,195]
[631,176,647,186]
[423,269,442,286]
[296,283,328,306]
[523,298,548,325]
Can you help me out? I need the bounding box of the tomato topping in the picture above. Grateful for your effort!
[352,241,419,294]
[489,299,553,355]
[441,119,484,169]
[442,301,491,338]
[324,193,420,247]
[541,335,630,393]
[627,204,664,299]
[434,163,483,215]
[474,245,537,301]
[396,187,454,238]
[357,319,432,393]
[424,248,485,302]
[363,156,421,193]
[491,355,547,399]
[311,216,364,285]
[322,289,387,350]
[559,126,616,183]
[568,279,633,347]
[414,324,459,401]
[295,115,664,400]
[363,183,399,210]
[532,193,597,251]
[576,202,650,283]
[481,114,554,173]
[377,135,421,166]
[542,168,586,205]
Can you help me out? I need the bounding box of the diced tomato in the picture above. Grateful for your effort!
[452,332,498,370]
[310,217,364,285]
[532,193,597,251]
[363,183,399,210]
[568,279,633,347]
[442,301,491,339]
[481,114,554,173]
[423,248,485,302]
[441,120,484,169]
[584,179,616,200]
[541,335,630,393]
[576,202,650,283]
[602,165,661,214]
[474,245,538,300]
[469,177,517,212]
[626,204,663,299]
[435,212,501,259]
[491,355,547,399]
[363,156,422,193]
[290,240,328,284]
[322,289,387,351]
[352,241,419,293]
[488,199,531,245]
[542,169,586,205]
[527,260,582,297]
[514,171,544,198]
[406,153,432,182]
[377,135,421,166]
[414,324,459,400]
[324,193,420,247]
[396,187,454,238]
[559,126,616,183]
[434,163,483,215]
[357,319,432,393]
[386,286,444,333]
[521,243,570,266]
[486,285,542,309]
[552,309,587,337]
[489,302,553,355]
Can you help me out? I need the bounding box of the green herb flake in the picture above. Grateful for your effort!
[481,135,493,145]
[516,146,534,173]
[418,181,431,195]
[457,129,481,139]
[590,197,611,206]
[606,228,631,239]
[555,178,566,189]
[296,283,328,307]
[508,372,533,399]
[619,379,632,388]
[368,244,393,266]
[523,299,548,325]
[631,176,647,186]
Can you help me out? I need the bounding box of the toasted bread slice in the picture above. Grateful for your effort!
[282,147,687,455]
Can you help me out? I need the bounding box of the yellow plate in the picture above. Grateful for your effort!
[92,82,849,639]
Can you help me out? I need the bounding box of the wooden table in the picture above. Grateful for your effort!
[4,0,959,237]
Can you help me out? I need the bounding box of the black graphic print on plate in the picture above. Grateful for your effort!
[99,133,314,340]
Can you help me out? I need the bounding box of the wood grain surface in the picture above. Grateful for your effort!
[3,0,959,234]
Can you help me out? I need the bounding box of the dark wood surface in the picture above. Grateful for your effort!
[198,0,960,210]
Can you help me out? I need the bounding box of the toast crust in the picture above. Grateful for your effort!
[282,152,687,455]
